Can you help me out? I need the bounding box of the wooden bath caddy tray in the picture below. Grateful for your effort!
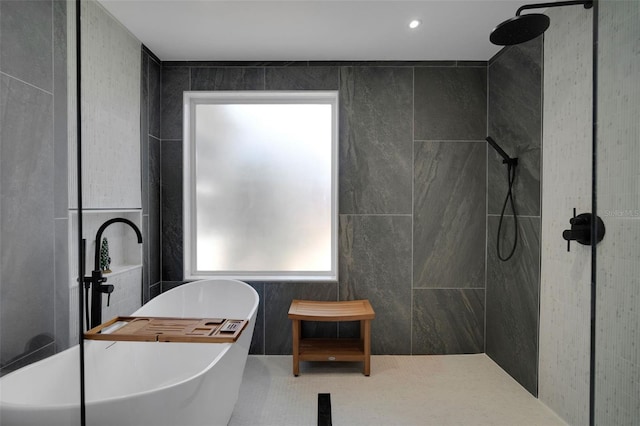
[84,316,248,343]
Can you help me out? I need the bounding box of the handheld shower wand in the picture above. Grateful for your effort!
[486,137,519,261]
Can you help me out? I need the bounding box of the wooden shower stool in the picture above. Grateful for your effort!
[288,299,375,376]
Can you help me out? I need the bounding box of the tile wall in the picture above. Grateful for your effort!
[155,61,488,355]
[595,0,640,423]
[539,6,593,425]
[0,0,69,375]
[141,47,162,301]
[486,37,543,396]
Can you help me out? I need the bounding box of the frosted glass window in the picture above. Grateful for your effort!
[183,91,338,281]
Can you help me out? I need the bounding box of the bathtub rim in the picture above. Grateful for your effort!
[0,279,258,410]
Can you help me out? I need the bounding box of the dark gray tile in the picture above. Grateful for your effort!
[339,215,412,354]
[412,289,485,354]
[54,218,70,350]
[486,216,539,396]
[149,282,161,300]
[413,141,486,288]
[161,139,183,281]
[0,0,53,91]
[246,282,265,355]
[142,215,150,304]
[264,282,338,355]
[488,38,542,216]
[190,67,264,91]
[0,75,55,365]
[161,67,189,140]
[149,57,161,139]
[141,52,149,214]
[414,67,487,141]
[265,67,339,90]
[149,136,161,285]
[53,0,68,219]
[339,67,413,214]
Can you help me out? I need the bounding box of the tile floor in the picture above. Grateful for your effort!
[229,354,567,426]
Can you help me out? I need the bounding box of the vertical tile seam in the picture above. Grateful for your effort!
[51,0,57,349]
[410,65,415,355]
[485,61,490,353]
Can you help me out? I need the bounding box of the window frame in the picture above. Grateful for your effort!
[182,90,339,281]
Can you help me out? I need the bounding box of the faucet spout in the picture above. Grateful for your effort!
[93,218,143,272]
[87,218,143,329]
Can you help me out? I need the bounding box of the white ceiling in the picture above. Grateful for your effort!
[98,0,526,62]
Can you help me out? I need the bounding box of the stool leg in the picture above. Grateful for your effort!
[292,319,300,376]
[363,320,371,376]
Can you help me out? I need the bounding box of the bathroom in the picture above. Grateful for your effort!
[0,0,638,424]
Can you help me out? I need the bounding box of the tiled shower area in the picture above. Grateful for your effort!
[140,48,543,396]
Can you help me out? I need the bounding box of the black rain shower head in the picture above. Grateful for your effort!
[489,0,593,46]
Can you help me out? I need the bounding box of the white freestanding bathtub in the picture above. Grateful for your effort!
[0,279,258,426]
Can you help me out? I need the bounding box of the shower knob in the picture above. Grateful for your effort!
[562,209,605,252]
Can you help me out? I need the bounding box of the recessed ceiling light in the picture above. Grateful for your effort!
[409,19,421,29]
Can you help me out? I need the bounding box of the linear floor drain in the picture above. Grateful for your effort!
[318,393,332,426]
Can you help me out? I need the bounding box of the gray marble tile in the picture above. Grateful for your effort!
[54,218,70,350]
[265,67,339,90]
[0,0,53,91]
[53,0,68,219]
[413,141,486,288]
[0,75,55,365]
[263,282,338,355]
[414,67,487,141]
[161,139,183,281]
[486,215,540,396]
[149,57,161,139]
[412,289,485,354]
[149,136,161,286]
[488,38,542,216]
[339,67,413,214]
[246,282,265,355]
[161,67,189,140]
[339,215,412,354]
[190,67,264,91]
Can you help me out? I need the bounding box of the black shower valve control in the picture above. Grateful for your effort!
[562,208,606,252]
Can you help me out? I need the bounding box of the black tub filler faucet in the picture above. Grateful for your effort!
[84,218,142,329]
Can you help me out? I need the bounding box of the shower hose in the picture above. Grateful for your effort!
[496,161,518,261]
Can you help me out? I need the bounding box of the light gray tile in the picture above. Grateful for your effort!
[413,289,485,354]
[0,75,55,365]
[486,216,540,396]
[0,0,53,91]
[54,218,70,350]
[264,282,338,355]
[414,67,487,140]
[339,67,413,214]
[413,141,486,288]
[53,0,68,219]
[339,215,412,354]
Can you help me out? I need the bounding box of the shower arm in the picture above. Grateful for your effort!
[486,137,518,166]
[516,0,593,16]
